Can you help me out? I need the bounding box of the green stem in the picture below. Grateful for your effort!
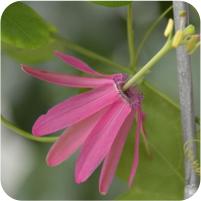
[127,3,135,71]
[1,115,58,143]
[135,5,173,66]
[123,37,172,91]
[56,35,132,74]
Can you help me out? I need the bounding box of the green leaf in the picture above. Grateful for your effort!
[92,1,131,7]
[2,40,64,64]
[1,2,57,49]
[117,82,184,200]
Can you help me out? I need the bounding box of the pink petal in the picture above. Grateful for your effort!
[99,111,134,195]
[54,51,128,81]
[32,84,120,136]
[21,65,113,88]
[46,107,109,166]
[75,99,131,183]
[54,51,102,76]
[128,107,142,187]
[139,112,151,157]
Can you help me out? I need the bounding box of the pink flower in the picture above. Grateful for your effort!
[21,51,146,195]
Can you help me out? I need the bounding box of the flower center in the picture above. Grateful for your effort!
[115,80,143,109]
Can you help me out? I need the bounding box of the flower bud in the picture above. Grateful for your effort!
[172,30,183,48]
[186,35,200,54]
[179,10,186,17]
[164,18,174,37]
[183,25,195,36]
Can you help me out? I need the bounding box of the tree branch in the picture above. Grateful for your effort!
[173,2,199,199]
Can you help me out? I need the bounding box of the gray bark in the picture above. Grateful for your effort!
[173,1,199,199]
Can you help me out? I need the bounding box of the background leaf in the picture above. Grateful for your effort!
[2,40,64,64]
[1,2,56,49]
[117,82,185,200]
[91,1,131,7]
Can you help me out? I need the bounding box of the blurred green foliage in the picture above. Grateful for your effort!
[92,1,131,7]
[2,40,63,64]
[118,83,184,199]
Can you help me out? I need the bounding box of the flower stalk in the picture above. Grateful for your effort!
[123,36,172,91]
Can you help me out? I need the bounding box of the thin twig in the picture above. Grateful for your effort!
[173,2,198,199]
[127,3,135,71]
[1,115,58,143]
